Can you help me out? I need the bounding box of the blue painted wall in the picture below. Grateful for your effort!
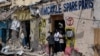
[0,21,7,29]
[0,21,7,43]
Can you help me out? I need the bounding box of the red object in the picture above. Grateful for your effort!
[64,47,79,56]
[66,17,74,26]
[65,47,72,55]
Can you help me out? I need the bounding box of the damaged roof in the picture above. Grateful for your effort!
[0,0,11,8]
[0,6,17,20]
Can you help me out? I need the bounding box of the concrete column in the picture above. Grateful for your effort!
[30,19,40,51]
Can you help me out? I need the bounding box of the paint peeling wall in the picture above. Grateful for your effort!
[30,18,50,50]
[30,19,40,50]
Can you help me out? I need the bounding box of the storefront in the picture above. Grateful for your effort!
[39,0,94,56]
[12,7,33,49]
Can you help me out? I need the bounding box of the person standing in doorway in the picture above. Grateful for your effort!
[46,32,55,56]
[20,30,27,48]
[54,30,60,54]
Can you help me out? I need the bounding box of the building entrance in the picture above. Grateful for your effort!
[50,14,65,34]
[54,20,65,34]
[50,14,66,52]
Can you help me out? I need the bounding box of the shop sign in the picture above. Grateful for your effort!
[40,0,93,15]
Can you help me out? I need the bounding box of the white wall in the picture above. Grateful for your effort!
[64,8,94,56]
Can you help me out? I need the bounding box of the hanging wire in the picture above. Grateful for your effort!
[76,9,83,33]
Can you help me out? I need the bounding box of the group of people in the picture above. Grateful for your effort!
[47,30,66,56]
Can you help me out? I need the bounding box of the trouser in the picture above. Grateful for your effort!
[22,37,27,46]
[11,30,20,47]
[26,37,30,49]
[54,41,59,53]
[59,43,64,52]
[49,44,54,56]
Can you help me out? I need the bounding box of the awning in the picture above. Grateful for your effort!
[13,9,33,21]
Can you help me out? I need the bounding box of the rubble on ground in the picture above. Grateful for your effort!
[0,42,49,56]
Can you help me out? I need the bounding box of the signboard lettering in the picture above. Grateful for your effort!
[40,0,94,15]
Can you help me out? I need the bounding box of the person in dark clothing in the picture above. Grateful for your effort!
[47,32,55,56]
[59,31,64,52]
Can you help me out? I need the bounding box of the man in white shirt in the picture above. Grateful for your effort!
[10,16,20,48]
[54,30,60,54]
[10,18,20,31]
[54,31,59,42]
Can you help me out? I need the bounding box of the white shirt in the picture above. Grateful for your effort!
[20,33,24,39]
[54,32,59,41]
[11,20,20,31]
[59,34,64,43]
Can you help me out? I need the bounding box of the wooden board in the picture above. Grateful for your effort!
[94,28,100,56]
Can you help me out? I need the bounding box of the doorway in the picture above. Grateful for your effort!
[21,21,30,49]
[54,20,65,34]
[50,14,65,34]
[1,29,7,43]
[50,14,66,52]
[25,21,30,49]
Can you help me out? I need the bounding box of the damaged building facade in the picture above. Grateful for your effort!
[10,0,42,50]
[0,0,16,44]
[0,0,41,51]
[1,0,100,56]
[12,7,40,50]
